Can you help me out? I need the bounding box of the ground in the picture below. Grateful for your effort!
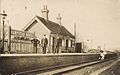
[99,59,120,75]
[62,58,119,75]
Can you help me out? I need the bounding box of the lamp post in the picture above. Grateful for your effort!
[0,10,7,54]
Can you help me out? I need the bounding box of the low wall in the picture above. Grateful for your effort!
[0,53,116,75]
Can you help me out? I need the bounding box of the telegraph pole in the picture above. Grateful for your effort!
[74,23,76,52]
[74,23,76,43]
[0,0,1,38]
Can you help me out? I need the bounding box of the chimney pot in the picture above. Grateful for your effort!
[41,5,49,20]
[57,13,62,25]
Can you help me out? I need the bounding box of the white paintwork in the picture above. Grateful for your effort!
[68,40,71,47]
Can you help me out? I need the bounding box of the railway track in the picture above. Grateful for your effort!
[15,57,117,75]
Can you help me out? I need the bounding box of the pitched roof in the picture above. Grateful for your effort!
[23,16,75,38]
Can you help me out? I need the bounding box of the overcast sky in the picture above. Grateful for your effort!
[1,0,120,50]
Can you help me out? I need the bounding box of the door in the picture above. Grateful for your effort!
[66,39,68,50]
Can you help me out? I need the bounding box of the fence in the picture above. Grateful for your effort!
[2,39,33,54]
[11,40,33,53]
[0,26,36,54]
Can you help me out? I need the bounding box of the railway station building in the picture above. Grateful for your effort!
[22,6,75,53]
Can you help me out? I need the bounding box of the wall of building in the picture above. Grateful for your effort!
[27,20,50,41]
[25,20,51,53]
[49,34,75,53]
[0,53,103,74]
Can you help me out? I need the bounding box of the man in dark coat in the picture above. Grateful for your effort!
[41,34,48,54]
[31,37,40,53]
[54,36,61,53]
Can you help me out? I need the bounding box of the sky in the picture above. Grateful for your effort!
[1,0,120,51]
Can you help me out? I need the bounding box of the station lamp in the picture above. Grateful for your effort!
[0,10,7,53]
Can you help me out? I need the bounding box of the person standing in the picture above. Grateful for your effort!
[54,36,61,53]
[41,34,48,54]
[31,37,40,53]
[99,50,106,60]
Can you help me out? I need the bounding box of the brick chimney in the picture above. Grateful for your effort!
[56,13,62,25]
[41,5,49,20]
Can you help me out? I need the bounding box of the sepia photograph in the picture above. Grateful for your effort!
[0,0,120,75]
